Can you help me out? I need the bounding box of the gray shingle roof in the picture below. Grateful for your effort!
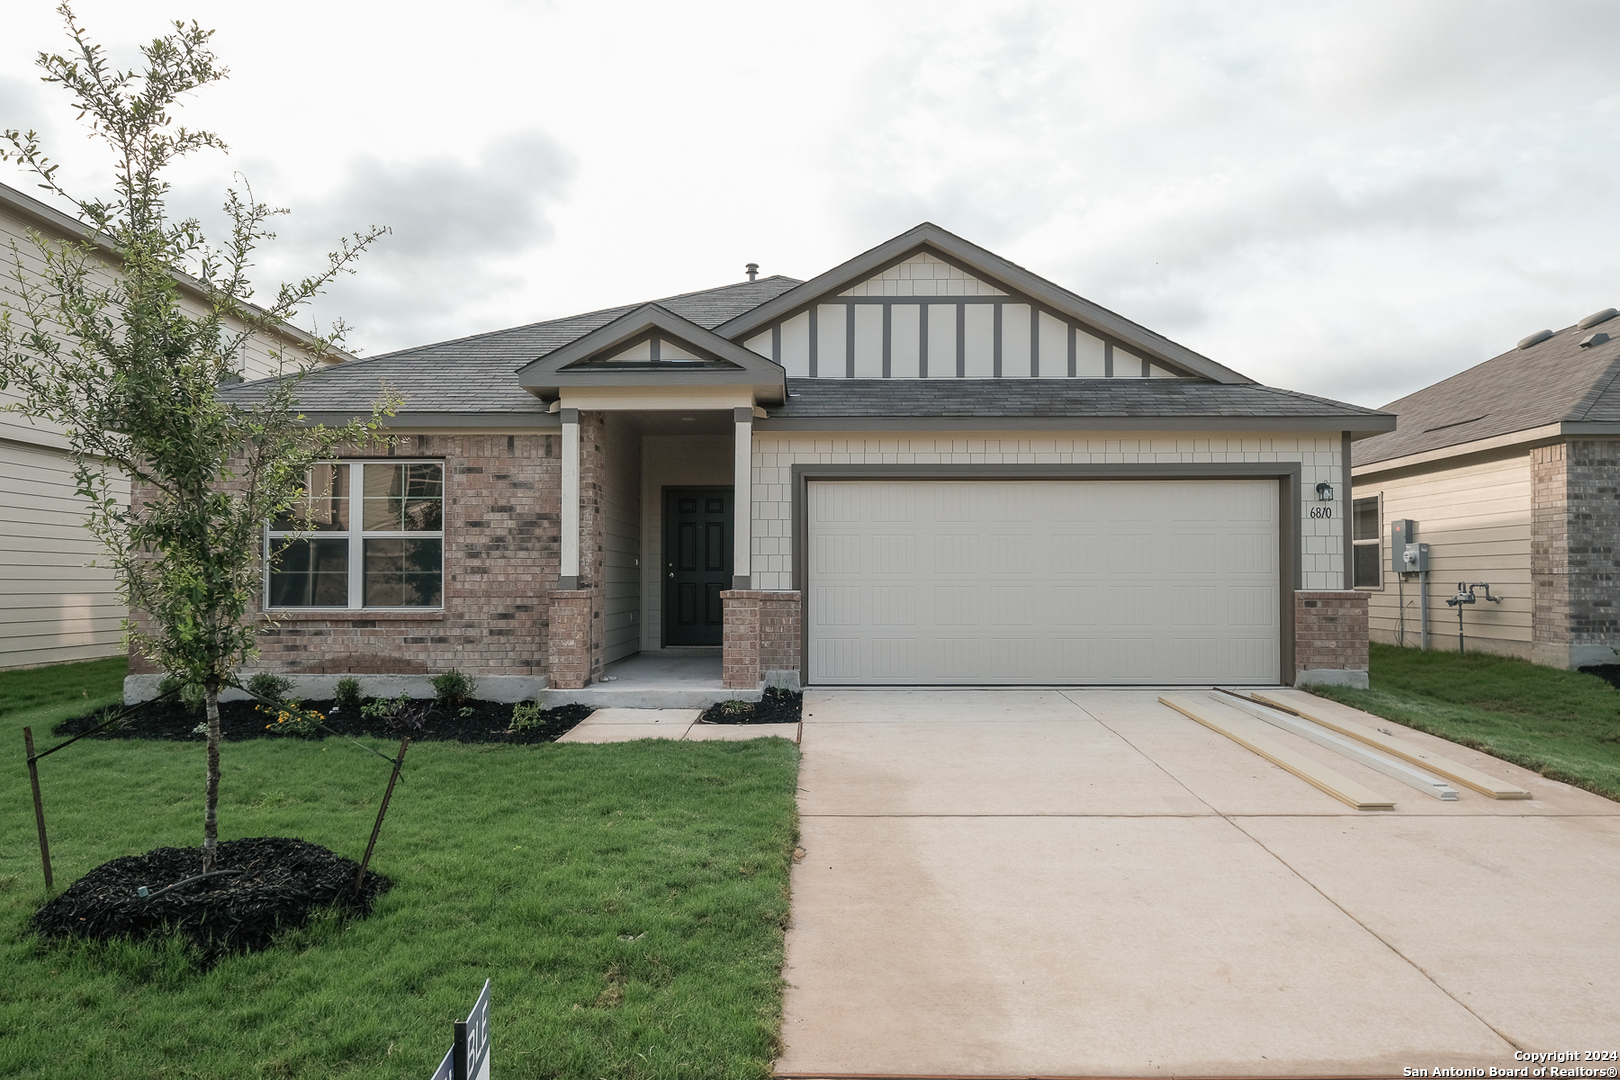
[767,378,1391,420]
[219,275,802,413]
[1354,320,1620,466]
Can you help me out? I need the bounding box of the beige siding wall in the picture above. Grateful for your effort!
[0,440,128,667]
[1356,450,1532,657]
[2,198,328,671]
[749,431,1346,592]
[601,415,642,664]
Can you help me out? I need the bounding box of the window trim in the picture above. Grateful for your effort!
[264,459,446,611]
[1351,492,1383,590]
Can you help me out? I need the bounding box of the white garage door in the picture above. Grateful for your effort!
[807,479,1280,685]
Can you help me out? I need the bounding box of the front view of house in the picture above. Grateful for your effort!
[198,224,1392,696]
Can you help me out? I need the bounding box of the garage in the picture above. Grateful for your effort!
[805,478,1282,685]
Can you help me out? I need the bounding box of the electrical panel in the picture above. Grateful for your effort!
[1391,519,1417,573]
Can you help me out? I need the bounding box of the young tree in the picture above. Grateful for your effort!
[0,4,395,871]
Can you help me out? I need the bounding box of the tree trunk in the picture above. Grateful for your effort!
[203,685,221,873]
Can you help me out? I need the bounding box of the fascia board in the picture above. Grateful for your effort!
[0,181,355,363]
[1351,421,1582,476]
[288,411,562,430]
[713,222,1252,385]
[756,415,1387,433]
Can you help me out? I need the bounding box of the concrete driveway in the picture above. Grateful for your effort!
[776,690,1620,1079]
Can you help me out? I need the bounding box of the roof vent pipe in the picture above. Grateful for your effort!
[1517,329,1553,350]
[745,262,759,282]
[1578,307,1618,330]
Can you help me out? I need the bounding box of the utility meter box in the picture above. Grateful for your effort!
[1391,519,1418,573]
[1401,542,1430,573]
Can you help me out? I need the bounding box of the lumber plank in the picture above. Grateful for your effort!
[1248,688,1531,800]
[1159,694,1396,810]
[1214,690,1458,800]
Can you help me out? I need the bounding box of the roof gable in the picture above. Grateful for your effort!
[716,222,1251,384]
[517,303,787,403]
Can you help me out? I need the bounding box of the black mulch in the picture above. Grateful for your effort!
[30,836,390,967]
[52,697,593,745]
[1579,665,1620,692]
[697,687,803,725]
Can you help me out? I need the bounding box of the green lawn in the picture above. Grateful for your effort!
[2,660,800,1079]
[1308,643,1620,802]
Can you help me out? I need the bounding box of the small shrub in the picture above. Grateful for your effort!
[333,677,362,711]
[720,699,751,717]
[361,692,409,722]
[511,702,543,730]
[361,692,434,735]
[432,669,477,710]
[157,674,205,716]
[246,672,295,704]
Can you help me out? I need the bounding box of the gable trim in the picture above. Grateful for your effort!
[517,303,787,404]
[715,223,1250,384]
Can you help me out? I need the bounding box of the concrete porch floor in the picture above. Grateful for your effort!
[542,649,763,709]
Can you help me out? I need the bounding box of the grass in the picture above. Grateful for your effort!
[2,660,800,1079]
[0,655,127,731]
[1308,642,1620,802]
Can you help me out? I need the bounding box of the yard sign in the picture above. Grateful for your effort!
[430,979,491,1080]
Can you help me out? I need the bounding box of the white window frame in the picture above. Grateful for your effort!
[1351,492,1382,590]
[264,459,445,611]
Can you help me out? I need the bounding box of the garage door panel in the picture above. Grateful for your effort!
[807,480,1281,685]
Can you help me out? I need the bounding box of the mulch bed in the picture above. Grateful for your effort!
[697,687,803,725]
[30,836,390,968]
[53,697,592,745]
[1579,665,1620,692]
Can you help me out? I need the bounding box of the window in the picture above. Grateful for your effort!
[266,462,443,608]
[1352,495,1380,589]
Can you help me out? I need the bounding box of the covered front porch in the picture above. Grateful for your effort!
[522,304,800,694]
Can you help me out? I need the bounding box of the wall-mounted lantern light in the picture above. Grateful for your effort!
[1315,482,1334,502]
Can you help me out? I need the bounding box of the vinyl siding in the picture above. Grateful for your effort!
[0,440,127,668]
[1355,450,1532,657]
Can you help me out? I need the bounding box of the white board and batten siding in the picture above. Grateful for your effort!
[806,479,1281,685]
[743,253,1182,380]
[1358,451,1533,658]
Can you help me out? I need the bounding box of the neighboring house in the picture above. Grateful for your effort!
[190,222,1392,696]
[0,180,346,670]
[1351,309,1620,668]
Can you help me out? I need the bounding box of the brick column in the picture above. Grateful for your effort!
[1294,590,1369,688]
[1531,442,1571,667]
[721,591,762,690]
[547,590,595,690]
[722,590,802,691]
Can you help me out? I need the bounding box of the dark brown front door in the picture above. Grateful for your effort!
[663,488,731,646]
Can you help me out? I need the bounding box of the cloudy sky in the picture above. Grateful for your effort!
[5,0,1619,407]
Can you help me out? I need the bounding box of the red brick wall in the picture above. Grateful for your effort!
[721,590,801,690]
[547,589,594,689]
[132,432,563,678]
[1294,590,1369,680]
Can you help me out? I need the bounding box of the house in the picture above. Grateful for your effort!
[1350,310,1620,668]
[0,181,347,671]
[150,223,1391,699]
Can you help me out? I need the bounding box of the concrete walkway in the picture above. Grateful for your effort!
[777,690,1620,1079]
[554,707,798,743]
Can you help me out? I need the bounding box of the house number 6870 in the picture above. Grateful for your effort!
[1309,506,1333,519]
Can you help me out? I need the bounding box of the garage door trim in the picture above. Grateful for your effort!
[790,462,1303,684]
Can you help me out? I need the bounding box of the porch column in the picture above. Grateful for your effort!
[733,406,752,589]
[560,407,580,589]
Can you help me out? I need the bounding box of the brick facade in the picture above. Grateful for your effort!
[546,590,595,690]
[721,590,802,691]
[1531,438,1620,666]
[131,432,563,679]
[1294,590,1369,688]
